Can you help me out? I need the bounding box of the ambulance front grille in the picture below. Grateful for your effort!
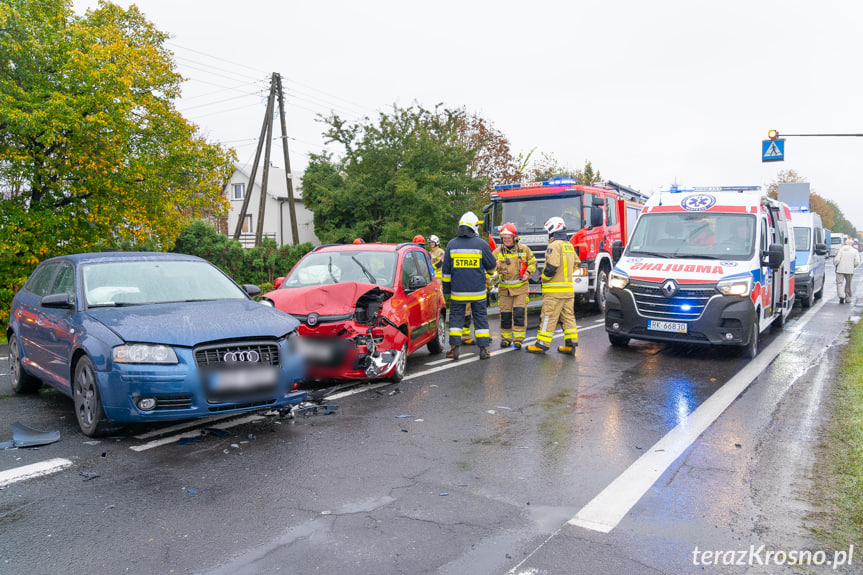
[629,280,716,321]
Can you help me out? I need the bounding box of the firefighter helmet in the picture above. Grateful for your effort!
[352,238,365,244]
[544,217,566,235]
[413,234,425,245]
[499,222,518,238]
[429,234,440,245]
[459,211,479,234]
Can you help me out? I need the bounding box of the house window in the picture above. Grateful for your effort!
[232,183,245,200]
[242,215,252,233]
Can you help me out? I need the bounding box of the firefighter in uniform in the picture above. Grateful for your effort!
[493,223,536,349]
[526,216,579,355]
[442,212,497,360]
[428,235,445,280]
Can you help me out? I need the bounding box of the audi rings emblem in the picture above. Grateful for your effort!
[223,350,261,363]
[307,312,319,326]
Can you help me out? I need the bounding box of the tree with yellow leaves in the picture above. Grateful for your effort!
[0,0,235,327]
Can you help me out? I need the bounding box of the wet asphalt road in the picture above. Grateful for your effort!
[0,270,861,575]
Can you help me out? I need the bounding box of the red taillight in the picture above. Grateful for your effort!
[292,382,300,390]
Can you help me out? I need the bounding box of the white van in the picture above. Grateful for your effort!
[789,210,828,307]
[830,233,848,257]
[607,186,795,358]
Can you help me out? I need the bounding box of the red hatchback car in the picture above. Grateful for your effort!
[261,243,447,383]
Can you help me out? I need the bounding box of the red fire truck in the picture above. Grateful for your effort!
[482,178,649,312]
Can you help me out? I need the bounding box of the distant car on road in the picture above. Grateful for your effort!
[7,251,307,437]
[261,243,447,383]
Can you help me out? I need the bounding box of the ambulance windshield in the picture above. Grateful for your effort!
[627,213,756,260]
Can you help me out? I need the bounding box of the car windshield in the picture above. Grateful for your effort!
[83,260,246,307]
[498,198,583,235]
[794,227,811,252]
[282,250,398,289]
[627,213,756,260]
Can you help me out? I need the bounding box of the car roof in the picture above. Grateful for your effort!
[311,243,420,254]
[44,251,205,265]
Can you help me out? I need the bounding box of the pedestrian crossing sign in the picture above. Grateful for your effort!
[762,139,785,162]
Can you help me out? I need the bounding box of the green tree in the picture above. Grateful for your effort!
[0,0,235,327]
[301,104,485,244]
[517,151,603,185]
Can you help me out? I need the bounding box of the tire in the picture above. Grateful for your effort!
[73,356,114,437]
[389,343,408,383]
[8,334,42,394]
[594,266,610,314]
[815,274,825,299]
[802,288,814,308]
[427,312,446,354]
[608,333,630,347]
[745,317,759,359]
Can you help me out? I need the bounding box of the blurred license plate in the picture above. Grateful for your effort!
[210,367,278,392]
[648,320,687,333]
[296,338,337,363]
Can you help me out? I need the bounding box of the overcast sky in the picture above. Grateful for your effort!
[71,0,863,228]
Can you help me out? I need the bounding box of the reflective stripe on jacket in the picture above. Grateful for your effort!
[443,234,497,301]
[541,239,578,294]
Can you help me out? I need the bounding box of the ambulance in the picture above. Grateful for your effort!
[605,186,795,358]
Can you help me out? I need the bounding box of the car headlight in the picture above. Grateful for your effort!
[113,344,178,364]
[609,271,629,290]
[716,276,753,297]
[796,264,809,274]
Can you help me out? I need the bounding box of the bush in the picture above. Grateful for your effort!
[172,220,313,289]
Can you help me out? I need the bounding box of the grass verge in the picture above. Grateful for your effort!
[813,317,863,549]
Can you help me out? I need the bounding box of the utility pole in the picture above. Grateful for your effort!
[233,76,276,244]
[275,74,300,244]
[232,73,300,246]
[254,74,277,247]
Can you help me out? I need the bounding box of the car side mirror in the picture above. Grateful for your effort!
[41,293,73,309]
[408,275,427,291]
[243,284,262,297]
[814,243,828,256]
[611,240,624,264]
[763,243,785,269]
[274,277,285,289]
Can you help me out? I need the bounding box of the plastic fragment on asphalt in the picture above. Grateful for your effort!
[487,410,497,415]
[186,488,197,494]
[80,472,100,481]
[439,493,449,496]
[1,422,61,448]
[395,414,414,418]
[178,436,204,446]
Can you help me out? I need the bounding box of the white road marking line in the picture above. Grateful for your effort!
[130,414,265,452]
[133,412,249,440]
[0,458,73,487]
[569,300,823,533]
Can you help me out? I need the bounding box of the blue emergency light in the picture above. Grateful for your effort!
[661,185,762,194]
[494,177,578,191]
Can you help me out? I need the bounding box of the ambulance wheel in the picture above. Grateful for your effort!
[815,275,825,299]
[802,289,814,308]
[594,266,610,314]
[608,334,630,347]
[745,318,759,359]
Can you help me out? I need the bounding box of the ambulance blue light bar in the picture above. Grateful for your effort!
[494,177,578,191]
[660,185,762,194]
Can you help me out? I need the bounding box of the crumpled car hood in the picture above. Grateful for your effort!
[86,299,300,346]
[264,282,394,315]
